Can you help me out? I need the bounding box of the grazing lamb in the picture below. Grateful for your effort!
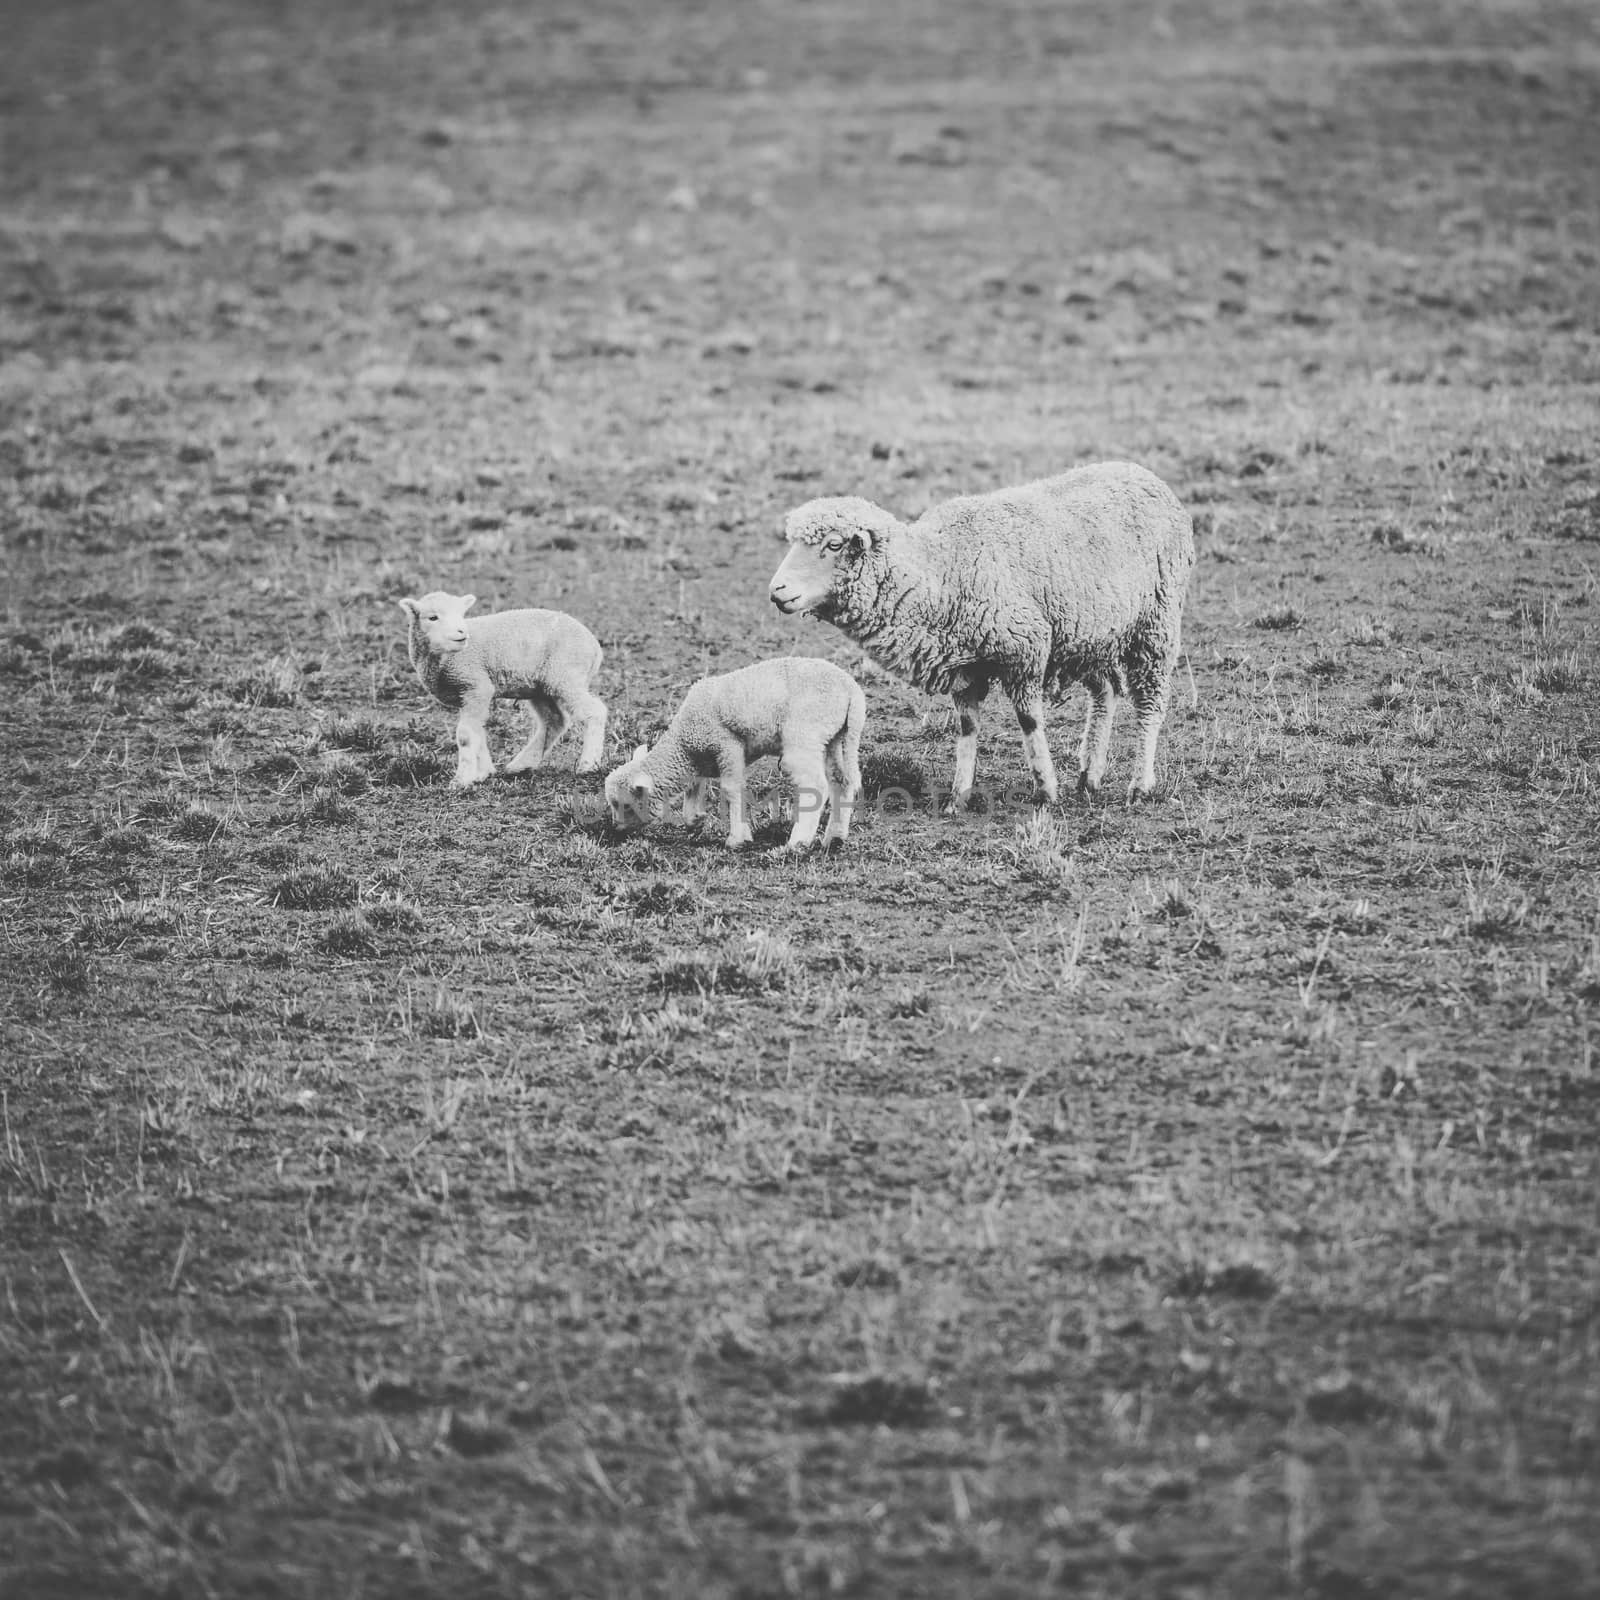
[604,657,865,851]
[769,460,1194,807]
[398,591,607,787]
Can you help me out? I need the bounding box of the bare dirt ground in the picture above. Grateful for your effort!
[3,2,1599,1595]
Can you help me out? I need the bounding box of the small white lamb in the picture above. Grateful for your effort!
[770,460,1194,807]
[399,590,607,786]
[604,657,865,851]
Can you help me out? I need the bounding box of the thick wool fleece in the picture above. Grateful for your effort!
[779,460,1194,803]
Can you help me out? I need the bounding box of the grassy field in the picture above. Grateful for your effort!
[3,1,1599,1595]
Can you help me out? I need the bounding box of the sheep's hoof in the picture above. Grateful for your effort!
[940,792,976,817]
[822,835,847,854]
[1075,773,1101,802]
[1030,784,1058,808]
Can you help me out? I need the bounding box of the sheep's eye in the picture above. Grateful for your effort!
[825,539,844,554]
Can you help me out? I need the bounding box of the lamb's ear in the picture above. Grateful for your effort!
[397,598,418,617]
[460,594,477,615]
[630,772,653,800]
[632,743,648,762]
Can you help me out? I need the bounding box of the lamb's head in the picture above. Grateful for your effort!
[604,744,659,832]
[770,497,900,617]
[398,591,475,655]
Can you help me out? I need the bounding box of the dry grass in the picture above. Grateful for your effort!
[2,1,1598,1597]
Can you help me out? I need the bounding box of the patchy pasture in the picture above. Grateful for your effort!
[3,2,1599,1595]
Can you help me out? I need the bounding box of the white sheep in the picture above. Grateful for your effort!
[398,590,607,786]
[769,460,1194,807]
[604,657,865,851]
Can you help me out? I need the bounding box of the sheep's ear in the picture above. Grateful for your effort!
[632,743,648,762]
[460,594,477,614]
[398,597,418,617]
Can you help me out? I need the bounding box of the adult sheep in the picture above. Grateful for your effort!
[769,461,1194,807]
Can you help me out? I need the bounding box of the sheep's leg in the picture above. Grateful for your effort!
[1014,691,1058,806]
[822,736,857,846]
[1126,656,1175,800]
[504,699,554,775]
[781,746,829,851]
[572,693,609,774]
[452,689,495,786]
[717,746,753,849]
[682,777,709,827]
[1077,680,1116,798]
[947,678,989,812]
[684,776,725,833]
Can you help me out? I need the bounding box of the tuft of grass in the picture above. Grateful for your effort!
[1526,648,1585,693]
[364,894,424,933]
[417,988,486,1040]
[1005,811,1075,884]
[171,803,229,843]
[860,750,926,800]
[318,714,390,752]
[618,876,704,917]
[269,866,359,910]
[302,787,355,824]
[251,751,302,781]
[604,996,709,1069]
[43,619,185,680]
[226,651,306,707]
[76,894,183,947]
[656,930,802,996]
[1251,604,1305,631]
[380,744,450,787]
[317,911,378,957]
[314,754,373,796]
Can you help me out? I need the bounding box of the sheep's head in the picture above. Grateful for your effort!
[604,745,658,831]
[770,497,899,617]
[399,591,475,655]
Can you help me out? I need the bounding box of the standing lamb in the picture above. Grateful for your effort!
[769,461,1194,807]
[399,591,607,787]
[604,657,865,851]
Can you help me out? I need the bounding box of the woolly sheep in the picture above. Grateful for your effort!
[604,657,865,851]
[769,460,1194,807]
[398,590,607,787]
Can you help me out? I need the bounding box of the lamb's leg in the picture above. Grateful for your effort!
[1077,679,1116,797]
[682,776,709,827]
[947,678,989,812]
[1014,690,1058,806]
[504,700,554,775]
[572,692,608,774]
[452,688,495,786]
[822,736,857,846]
[717,745,752,849]
[781,746,829,851]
